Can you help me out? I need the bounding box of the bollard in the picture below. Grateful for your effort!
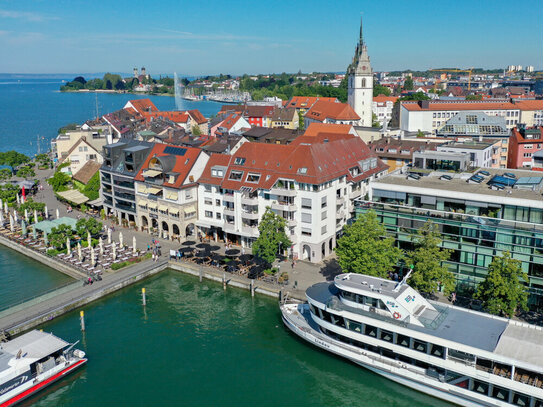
[80,310,85,331]
[279,288,283,304]
[251,279,255,297]
[223,272,226,290]
[142,288,147,306]
[199,267,203,283]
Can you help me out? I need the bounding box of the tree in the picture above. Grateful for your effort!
[73,76,87,85]
[253,208,291,267]
[48,224,74,250]
[474,251,528,317]
[403,76,414,90]
[76,217,102,237]
[407,221,454,295]
[336,210,403,277]
[372,113,381,128]
[298,111,305,130]
[47,171,71,192]
[0,151,30,173]
[17,198,45,214]
[0,168,11,181]
[373,84,391,97]
[191,125,202,136]
[82,172,100,200]
[16,165,35,179]
[466,94,482,101]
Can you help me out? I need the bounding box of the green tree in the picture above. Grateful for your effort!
[82,172,100,200]
[373,84,391,97]
[336,210,403,277]
[0,168,11,181]
[0,151,30,173]
[466,94,482,101]
[16,165,35,179]
[372,113,381,128]
[73,76,87,85]
[403,76,414,90]
[399,92,430,101]
[76,217,102,237]
[17,198,45,214]
[474,251,528,317]
[191,125,202,136]
[298,111,305,130]
[253,208,291,267]
[47,171,71,192]
[0,184,20,204]
[407,221,454,295]
[48,224,74,250]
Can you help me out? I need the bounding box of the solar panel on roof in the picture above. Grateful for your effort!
[515,176,543,185]
[164,146,187,156]
[488,175,516,187]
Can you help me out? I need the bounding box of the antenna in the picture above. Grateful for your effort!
[393,264,414,292]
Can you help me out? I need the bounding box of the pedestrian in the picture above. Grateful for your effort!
[291,261,294,269]
[147,244,150,252]
[241,247,245,255]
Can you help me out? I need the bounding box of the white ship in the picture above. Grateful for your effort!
[0,330,86,406]
[281,272,543,407]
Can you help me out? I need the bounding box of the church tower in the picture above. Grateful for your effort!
[347,18,373,127]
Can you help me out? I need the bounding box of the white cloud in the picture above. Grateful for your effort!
[0,9,58,22]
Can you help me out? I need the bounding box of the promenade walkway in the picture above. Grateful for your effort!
[0,258,168,335]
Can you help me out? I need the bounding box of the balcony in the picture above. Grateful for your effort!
[336,196,345,205]
[241,195,258,205]
[287,219,297,227]
[223,194,235,203]
[241,210,259,220]
[271,201,297,211]
[336,210,345,220]
[241,224,259,236]
[223,222,237,232]
[223,206,235,215]
[270,187,297,197]
[349,189,362,200]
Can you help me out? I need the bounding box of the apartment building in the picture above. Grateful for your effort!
[196,132,387,263]
[133,144,209,239]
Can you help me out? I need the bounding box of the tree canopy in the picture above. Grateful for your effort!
[336,210,402,277]
[252,208,291,267]
[474,251,528,317]
[18,198,45,214]
[49,224,74,250]
[373,84,391,97]
[407,221,454,295]
[16,165,35,180]
[82,172,100,200]
[47,171,71,192]
[0,151,30,173]
[76,217,102,237]
[403,76,414,90]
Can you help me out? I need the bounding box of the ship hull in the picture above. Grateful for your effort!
[0,358,86,407]
[281,303,492,407]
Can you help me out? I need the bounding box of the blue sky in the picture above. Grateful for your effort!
[0,0,542,75]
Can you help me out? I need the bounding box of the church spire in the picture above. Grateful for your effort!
[359,16,364,46]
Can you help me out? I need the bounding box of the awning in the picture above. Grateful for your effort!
[138,185,148,194]
[148,187,162,195]
[183,205,196,214]
[147,202,158,210]
[158,205,168,212]
[169,208,179,215]
[143,169,161,178]
[87,198,103,207]
[56,189,89,205]
[166,192,177,200]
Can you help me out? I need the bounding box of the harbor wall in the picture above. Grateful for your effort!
[0,234,85,280]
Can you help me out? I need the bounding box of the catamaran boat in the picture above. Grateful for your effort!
[0,330,86,406]
[281,273,543,407]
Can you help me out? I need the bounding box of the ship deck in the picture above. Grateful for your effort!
[307,282,508,353]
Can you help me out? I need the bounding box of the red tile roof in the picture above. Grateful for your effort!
[373,95,398,104]
[198,136,387,191]
[219,113,243,131]
[302,123,354,138]
[134,144,203,189]
[127,98,159,114]
[285,96,338,109]
[304,100,360,122]
[187,109,207,124]
[401,100,518,112]
[143,111,189,123]
[511,127,543,144]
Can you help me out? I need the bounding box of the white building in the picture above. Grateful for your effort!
[347,18,373,127]
[372,96,398,127]
[196,131,387,263]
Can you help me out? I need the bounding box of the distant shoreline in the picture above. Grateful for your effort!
[60,89,175,98]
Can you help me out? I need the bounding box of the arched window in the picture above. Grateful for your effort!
[361,78,366,88]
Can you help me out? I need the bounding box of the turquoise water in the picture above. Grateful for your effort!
[22,270,453,407]
[0,79,222,156]
[0,245,73,309]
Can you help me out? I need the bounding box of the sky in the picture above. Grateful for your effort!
[0,0,542,76]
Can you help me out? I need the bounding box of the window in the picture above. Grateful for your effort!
[216,212,221,219]
[301,213,312,223]
[229,170,243,181]
[246,173,260,183]
[321,211,327,220]
[204,184,212,192]
[413,340,427,353]
[524,144,533,149]
[321,225,327,234]
[301,227,312,236]
[379,329,393,343]
[301,198,312,209]
[204,198,212,205]
[321,196,327,208]
[234,157,246,165]
[211,168,224,177]
[298,167,308,174]
[205,211,213,218]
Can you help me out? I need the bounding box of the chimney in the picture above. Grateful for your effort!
[418,100,430,109]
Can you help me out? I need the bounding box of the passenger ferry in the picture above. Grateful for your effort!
[0,330,86,406]
[281,272,543,407]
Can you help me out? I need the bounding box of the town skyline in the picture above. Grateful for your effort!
[1,0,542,75]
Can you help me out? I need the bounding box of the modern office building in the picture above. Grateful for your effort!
[100,140,153,226]
[356,168,543,309]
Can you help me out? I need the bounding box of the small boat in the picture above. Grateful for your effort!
[0,330,86,406]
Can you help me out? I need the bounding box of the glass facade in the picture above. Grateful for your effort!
[355,199,543,309]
